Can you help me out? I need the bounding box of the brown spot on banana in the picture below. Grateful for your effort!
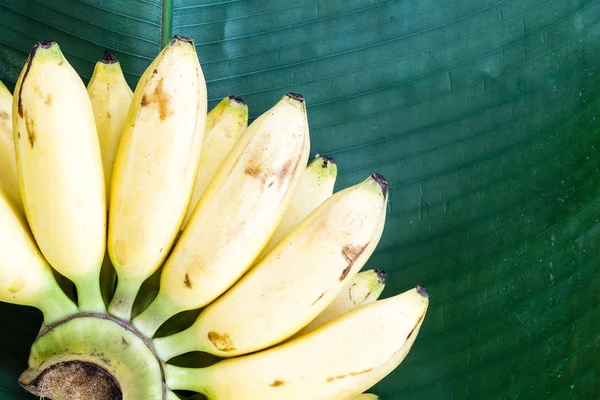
[44,94,52,106]
[24,112,36,148]
[244,164,262,179]
[139,77,172,121]
[311,291,326,306]
[8,278,25,293]
[269,380,285,387]
[348,283,357,303]
[183,274,193,289]
[406,309,427,340]
[277,159,292,182]
[0,111,8,120]
[17,42,44,118]
[325,368,373,382]
[340,244,368,281]
[207,332,236,352]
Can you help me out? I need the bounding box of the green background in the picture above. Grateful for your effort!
[1,0,600,399]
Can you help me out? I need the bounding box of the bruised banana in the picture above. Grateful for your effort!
[182,95,249,229]
[0,81,22,212]
[132,93,310,337]
[258,153,337,258]
[87,51,133,205]
[108,35,207,321]
[13,41,106,312]
[153,173,388,358]
[165,286,429,400]
[0,185,77,324]
[294,268,387,338]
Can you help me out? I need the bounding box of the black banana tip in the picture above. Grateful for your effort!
[286,92,304,102]
[228,95,247,105]
[416,285,429,299]
[171,35,194,45]
[37,40,56,49]
[318,154,336,168]
[374,269,387,284]
[101,50,118,64]
[371,173,388,197]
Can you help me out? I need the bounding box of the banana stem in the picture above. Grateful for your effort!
[164,364,211,396]
[75,273,106,313]
[39,285,79,325]
[108,277,143,321]
[153,326,199,361]
[132,292,179,338]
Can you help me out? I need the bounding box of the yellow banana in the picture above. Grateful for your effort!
[87,51,133,205]
[13,40,106,312]
[153,173,388,358]
[258,153,337,258]
[294,268,387,337]
[132,93,310,337]
[182,95,248,228]
[165,286,429,400]
[0,80,22,212]
[107,35,207,321]
[0,187,77,323]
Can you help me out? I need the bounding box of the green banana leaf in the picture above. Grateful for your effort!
[1,0,600,399]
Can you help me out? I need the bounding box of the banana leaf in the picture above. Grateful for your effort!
[1,0,599,398]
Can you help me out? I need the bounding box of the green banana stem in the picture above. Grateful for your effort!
[132,291,179,338]
[164,364,211,397]
[108,277,143,321]
[39,285,79,325]
[153,325,200,361]
[74,272,106,313]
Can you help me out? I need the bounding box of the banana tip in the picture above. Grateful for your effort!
[37,40,56,49]
[318,154,336,168]
[286,92,305,102]
[416,285,429,299]
[228,95,247,105]
[374,269,387,284]
[171,35,194,45]
[371,173,388,197]
[101,50,118,64]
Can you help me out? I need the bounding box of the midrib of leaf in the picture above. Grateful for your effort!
[161,0,173,48]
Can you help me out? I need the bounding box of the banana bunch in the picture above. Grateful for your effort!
[0,37,430,400]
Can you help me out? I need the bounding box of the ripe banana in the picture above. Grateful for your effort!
[0,80,22,211]
[164,286,429,400]
[132,93,310,337]
[107,35,207,321]
[13,40,106,312]
[87,51,133,205]
[294,268,387,337]
[182,95,249,228]
[0,186,77,323]
[258,153,337,258]
[153,173,388,359]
